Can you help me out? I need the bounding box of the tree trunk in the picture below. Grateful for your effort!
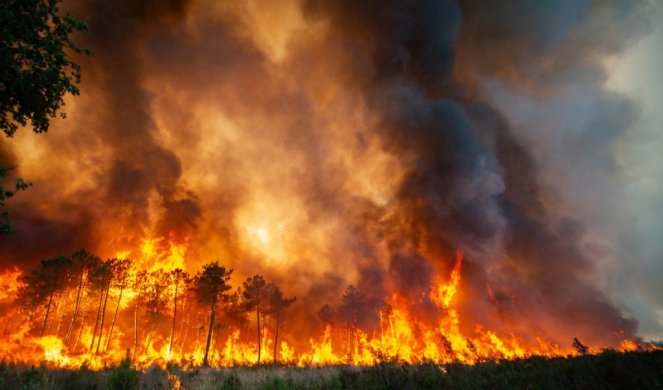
[256,301,261,364]
[168,280,179,355]
[133,291,140,362]
[65,270,84,344]
[89,284,105,351]
[145,323,155,352]
[55,286,70,337]
[202,294,216,367]
[273,311,280,366]
[95,278,111,354]
[40,276,59,337]
[105,279,125,352]
[74,309,86,349]
[180,307,191,354]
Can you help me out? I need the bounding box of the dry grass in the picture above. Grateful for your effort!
[1,350,662,389]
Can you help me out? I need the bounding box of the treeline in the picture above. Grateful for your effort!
[15,249,295,366]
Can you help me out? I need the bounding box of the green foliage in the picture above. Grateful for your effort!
[107,356,139,390]
[263,376,291,390]
[324,375,343,390]
[0,167,31,234]
[222,373,242,390]
[18,366,42,390]
[0,0,91,137]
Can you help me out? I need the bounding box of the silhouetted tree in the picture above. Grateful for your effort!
[339,285,364,328]
[17,256,71,336]
[0,0,90,230]
[1,0,90,137]
[64,249,99,344]
[266,284,295,365]
[318,304,335,326]
[573,337,589,355]
[193,262,233,367]
[105,258,132,352]
[132,270,147,362]
[168,268,189,355]
[88,259,112,351]
[242,275,269,364]
[221,289,249,330]
[143,270,170,351]
[338,285,365,353]
[0,168,30,234]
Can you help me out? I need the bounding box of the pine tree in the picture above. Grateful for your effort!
[193,262,233,367]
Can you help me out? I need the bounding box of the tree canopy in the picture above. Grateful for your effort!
[1,0,90,137]
[0,0,90,233]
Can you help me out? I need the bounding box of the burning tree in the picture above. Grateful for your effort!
[17,256,71,336]
[143,270,171,352]
[63,249,100,345]
[105,258,133,352]
[168,268,189,355]
[87,259,114,352]
[266,284,295,365]
[193,262,233,367]
[241,275,269,364]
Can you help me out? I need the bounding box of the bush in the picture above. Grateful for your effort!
[107,356,139,390]
[222,373,241,390]
[264,376,291,390]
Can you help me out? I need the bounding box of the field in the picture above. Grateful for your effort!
[1,350,662,389]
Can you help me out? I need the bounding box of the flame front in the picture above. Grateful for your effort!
[0,246,648,369]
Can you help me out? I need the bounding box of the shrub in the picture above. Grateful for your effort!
[222,373,242,390]
[264,376,291,390]
[107,356,139,390]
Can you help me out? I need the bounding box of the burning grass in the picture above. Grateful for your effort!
[1,350,662,389]
[0,247,648,370]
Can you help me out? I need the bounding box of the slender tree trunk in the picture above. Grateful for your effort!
[40,277,59,337]
[202,295,216,367]
[74,307,88,350]
[256,301,261,364]
[133,292,140,362]
[177,295,188,349]
[55,286,70,337]
[105,279,125,352]
[177,294,186,339]
[50,288,65,335]
[145,323,155,352]
[194,325,201,356]
[65,270,84,344]
[273,311,280,366]
[89,285,105,351]
[96,278,112,354]
[181,308,191,353]
[168,281,179,355]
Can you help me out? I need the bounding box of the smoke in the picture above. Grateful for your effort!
[0,0,656,346]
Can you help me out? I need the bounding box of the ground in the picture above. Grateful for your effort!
[1,350,662,389]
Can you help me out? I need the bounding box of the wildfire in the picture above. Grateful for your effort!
[0,241,650,369]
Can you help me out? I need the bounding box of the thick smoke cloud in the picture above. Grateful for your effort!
[0,0,655,346]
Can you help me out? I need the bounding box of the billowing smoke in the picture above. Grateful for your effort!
[0,0,655,347]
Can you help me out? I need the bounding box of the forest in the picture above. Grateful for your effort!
[8,249,304,367]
